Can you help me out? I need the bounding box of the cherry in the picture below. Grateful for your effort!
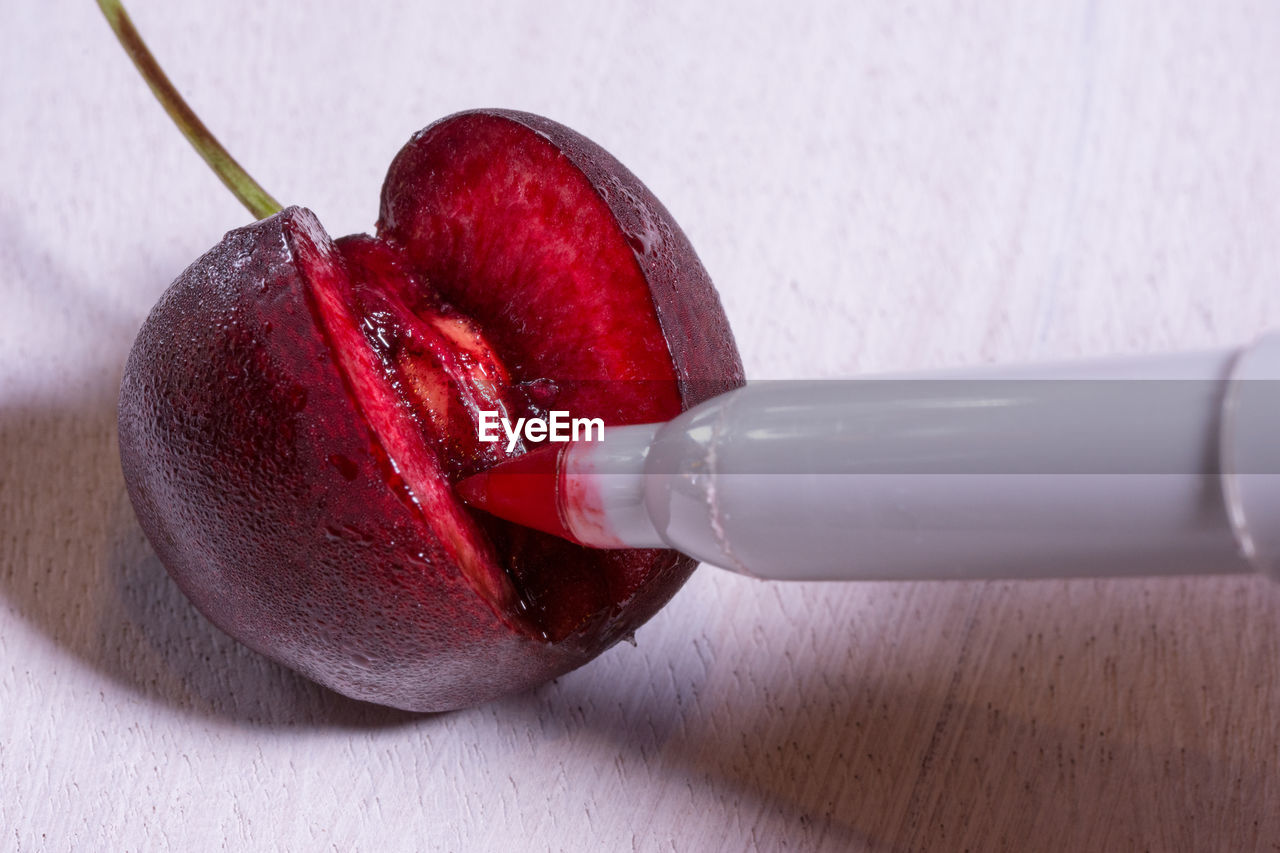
[103,2,743,710]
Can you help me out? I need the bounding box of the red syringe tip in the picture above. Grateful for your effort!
[454,443,580,544]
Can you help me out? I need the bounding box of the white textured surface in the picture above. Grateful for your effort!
[4,1,1280,850]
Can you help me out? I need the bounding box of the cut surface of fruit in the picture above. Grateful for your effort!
[380,110,741,416]
[287,215,523,624]
[378,110,745,645]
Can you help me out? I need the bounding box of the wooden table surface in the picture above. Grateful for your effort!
[4,2,1279,850]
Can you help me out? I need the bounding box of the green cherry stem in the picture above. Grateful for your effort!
[97,0,283,219]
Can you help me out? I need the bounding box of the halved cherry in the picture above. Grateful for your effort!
[118,110,743,711]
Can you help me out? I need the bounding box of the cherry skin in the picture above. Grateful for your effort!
[119,110,744,711]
